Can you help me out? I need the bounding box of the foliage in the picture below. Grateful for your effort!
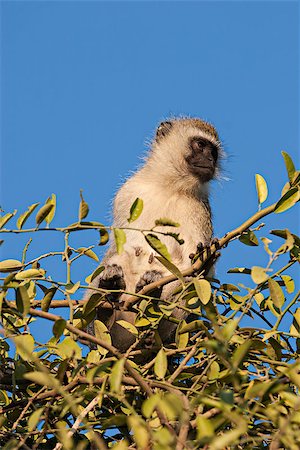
[0,153,299,450]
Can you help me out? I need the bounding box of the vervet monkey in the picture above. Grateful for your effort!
[86,118,222,352]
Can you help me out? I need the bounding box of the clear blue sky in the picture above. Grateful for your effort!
[1,1,299,339]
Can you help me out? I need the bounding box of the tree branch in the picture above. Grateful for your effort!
[122,201,278,309]
[27,308,175,435]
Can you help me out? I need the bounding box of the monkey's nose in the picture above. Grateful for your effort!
[204,146,218,162]
[203,147,213,161]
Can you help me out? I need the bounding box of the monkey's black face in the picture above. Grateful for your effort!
[185,137,218,182]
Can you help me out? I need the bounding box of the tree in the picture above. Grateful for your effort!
[0,152,299,450]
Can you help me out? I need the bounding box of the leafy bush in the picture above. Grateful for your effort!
[0,152,299,449]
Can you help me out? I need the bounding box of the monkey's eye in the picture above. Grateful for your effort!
[156,121,173,139]
[191,138,206,152]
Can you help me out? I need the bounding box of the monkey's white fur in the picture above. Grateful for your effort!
[86,118,222,351]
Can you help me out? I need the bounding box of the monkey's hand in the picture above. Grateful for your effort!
[196,237,220,257]
[97,264,126,301]
[135,270,163,297]
[188,238,220,273]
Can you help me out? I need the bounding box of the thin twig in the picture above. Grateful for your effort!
[53,393,108,450]
[168,344,198,384]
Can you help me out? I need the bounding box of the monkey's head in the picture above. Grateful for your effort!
[151,118,222,188]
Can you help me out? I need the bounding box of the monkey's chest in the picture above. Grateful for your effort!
[152,198,212,266]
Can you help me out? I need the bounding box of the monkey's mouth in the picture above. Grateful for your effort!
[193,164,212,169]
[190,164,215,181]
[193,164,214,173]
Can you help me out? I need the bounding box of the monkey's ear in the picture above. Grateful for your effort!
[156,121,173,139]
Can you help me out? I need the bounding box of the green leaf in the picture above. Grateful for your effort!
[152,426,174,447]
[194,278,211,304]
[282,151,296,181]
[135,316,151,328]
[73,311,96,329]
[17,203,40,229]
[86,350,102,364]
[0,210,17,229]
[227,267,251,275]
[165,232,184,245]
[56,421,73,450]
[145,305,162,322]
[270,229,300,247]
[110,358,125,393]
[159,394,183,420]
[266,298,280,317]
[292,170,300,183]
[53,319,67,339]
[281,275,295,294]
[57,336,82,359]
[99,227,109,245]
[0,389,9,406]
[255,173,268,204]
[179,320,202,334]
[82,293,103,318]
[251,266,270,284]
[176,322,189,349]
[76,247,99,262]
[245,380,270,400]
[128,198,143,223]
[221,319,238,341]
[79,190,89,221]
[268,278,285,309]
[28,407,44,432]
[239,230,259,246]
[24,371,60,389]
[281,181,291,196]
[254,292,265,307]
[110,441,129,450]
[142,393,161,418]
[0,259,23,273]
[114,228,127,255]
[45,194,56,226]
[185,297,201,312]
[290,308,300,336]
[209,420,247,449]
[127,415,150,449]
[220,284,240,292]
[232,340,253,369]
[208,361,220,380]
[35,203,54,226]
[274,187,300,214]
[229,294,245,311]
[15,269,44,280]
[14,334,34,361]
[155,255,184,282]
[67,220,104,230]
[196,415,214,439]
[154,348,167,379]
[85,266,105,284]
[94,320,112,355]
[65,281,81,294]
[41,287,57,312]
[0,291,5,316]
[116,320,138,337]
[276,229,295,254]
[145,233,171,261]
[261,237,273,256]
[154,218,180,227]
[16,285,31,317]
